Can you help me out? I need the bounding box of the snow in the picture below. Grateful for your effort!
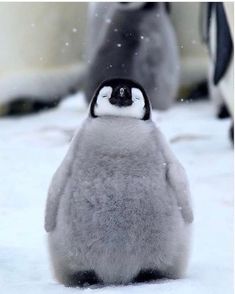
[0,94,233,294]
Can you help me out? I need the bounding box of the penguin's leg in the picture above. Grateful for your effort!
[52,264,100,287]
[48,246,101,287]
[56,269,101,288]
[48,236,101,287]
[48,247,73,286]
[133,235,191,283]
[132,269,165,283]
[161,225,192,279]
[133,225,192,283]
[217,102,230,119]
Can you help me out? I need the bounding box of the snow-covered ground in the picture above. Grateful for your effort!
[0,94,233,294]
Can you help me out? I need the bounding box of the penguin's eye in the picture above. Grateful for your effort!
[98,86,113,100]
[131,88,144,102]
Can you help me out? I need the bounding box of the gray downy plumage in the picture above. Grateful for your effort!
[45,78,193,286]
[84,2,180,110]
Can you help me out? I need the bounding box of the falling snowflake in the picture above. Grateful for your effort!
[72,28,77,33]
[117,43,122,48]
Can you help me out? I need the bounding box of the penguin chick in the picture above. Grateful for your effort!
[84,2,180,110]
[45,78,193,286]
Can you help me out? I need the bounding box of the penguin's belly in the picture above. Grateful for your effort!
[57,156,182,282]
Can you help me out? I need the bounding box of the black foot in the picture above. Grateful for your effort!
[184,80,209,101]
[132,269,165,284]
[65,270,101,288]
[217,103,230,119]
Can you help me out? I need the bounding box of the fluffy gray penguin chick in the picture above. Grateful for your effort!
[84,2,180,110]
[45,78,193,287]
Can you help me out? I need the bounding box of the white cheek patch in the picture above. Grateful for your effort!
[95,86,145,119]
[131,88,145,106]
[97,86,113,99]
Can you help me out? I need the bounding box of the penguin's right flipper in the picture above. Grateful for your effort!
[44,179,61,233]
[166,163,194,224]
[44,153,74,232]
[44,169,64,232]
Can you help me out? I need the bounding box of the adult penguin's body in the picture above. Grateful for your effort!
[45,78,193,286]
[201,2,234,142]
[84,3,180,110]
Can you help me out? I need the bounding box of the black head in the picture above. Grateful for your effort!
[90,78,151,120]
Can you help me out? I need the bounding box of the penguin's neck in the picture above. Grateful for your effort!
[84,117,154,154]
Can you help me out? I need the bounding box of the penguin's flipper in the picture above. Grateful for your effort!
[45,183,60,232]
[44,162,70,232]
[166,163,194,224]
[213,3,233,85]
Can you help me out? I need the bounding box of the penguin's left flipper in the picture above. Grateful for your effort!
[166,163,194,224]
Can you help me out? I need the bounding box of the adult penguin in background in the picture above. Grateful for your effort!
[45,78,193,287]
[201,2,234,143]
[84,2,180,110]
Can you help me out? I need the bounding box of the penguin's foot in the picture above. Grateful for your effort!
[64,270,101,288]
[217,103,230,119]
[183,80,209,101]
[132,269,165,284]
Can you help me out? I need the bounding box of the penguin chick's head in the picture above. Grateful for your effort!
[89,78,151,120]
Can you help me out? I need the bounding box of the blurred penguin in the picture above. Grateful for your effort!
[201,3,234,143]
[84,2,180,110]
